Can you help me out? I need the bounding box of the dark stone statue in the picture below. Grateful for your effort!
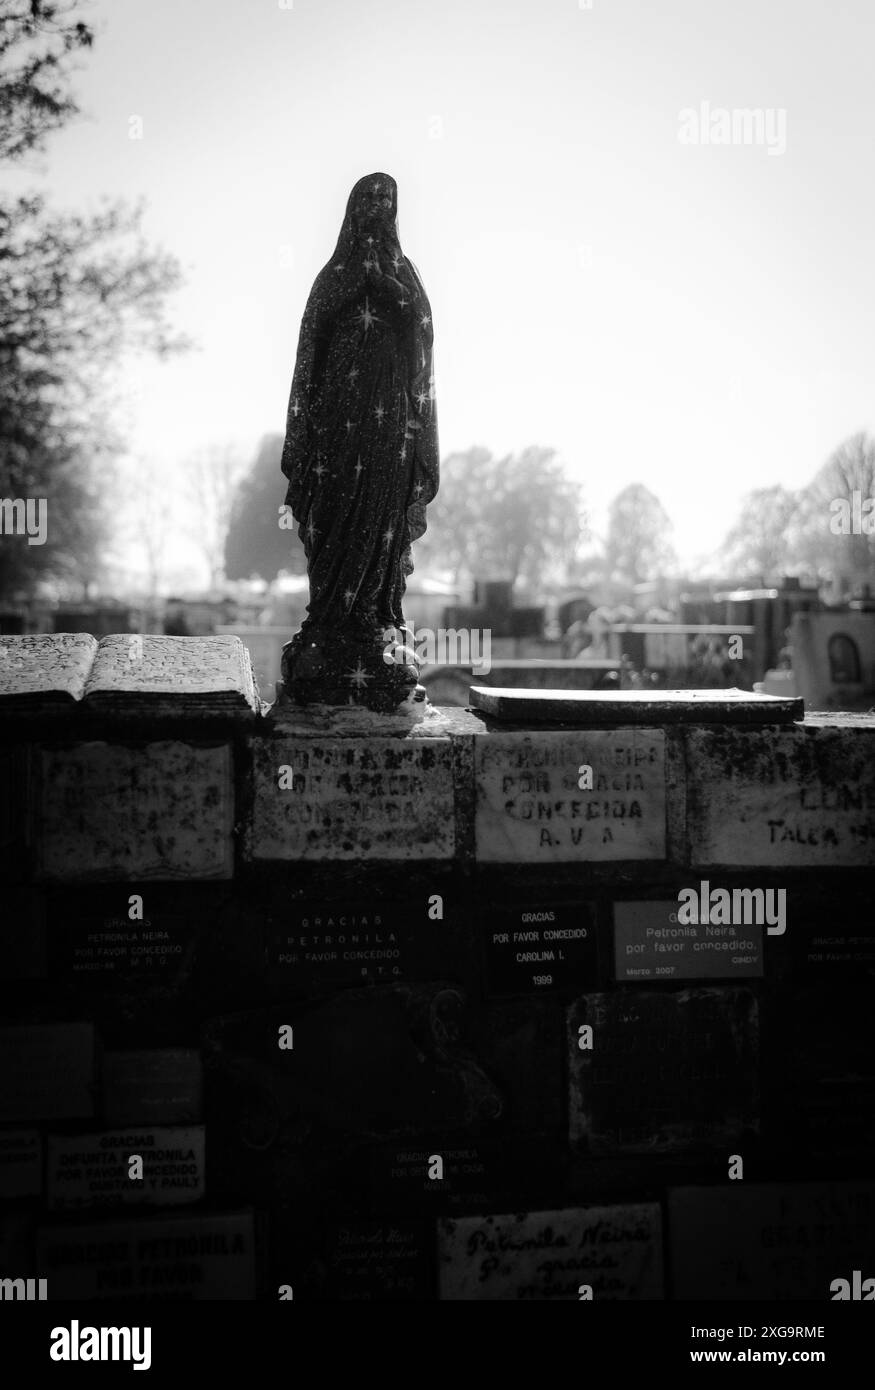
[278,173,439,711]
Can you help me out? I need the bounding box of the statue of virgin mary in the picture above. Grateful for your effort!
[279,172,439,710]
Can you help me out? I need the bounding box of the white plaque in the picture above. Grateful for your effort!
[475,730,666,862]
[439,1203,663,1300]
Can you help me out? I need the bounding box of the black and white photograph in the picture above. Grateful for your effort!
[1,0,874,1361]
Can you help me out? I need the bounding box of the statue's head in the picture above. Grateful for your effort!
[347,172,397,236]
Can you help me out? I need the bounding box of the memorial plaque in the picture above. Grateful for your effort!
[47,1126,205,1212]
[567,989,759,1154]
[801,929,875,970]
[779,921,875,974]
[687,724,875,868]
[51,915,195,986]
[248,736,455,861]
[324,1220,432,1300]
[669,1181,875,1300]
[37,1209,256,1299]
[102,1050,203,1125]
[0,1130,42,1199]
[37,741,234,881]
[483,900,596,995]
[266,901,432,987]
[613,900,763,982]
[374,1143,494,1206]
[0,1023,96,1122]
[369,1137,562,1215]
[438,1203,663,1300]
[475,730,666,863]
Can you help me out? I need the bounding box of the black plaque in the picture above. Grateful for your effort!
[264,898,455,988]
[323,1219,432,1300]
[102,1050,204,1126]
[483,901,596,996]
[568,988,759,1154]
[51,915,195,986]
[368,1136,562,1215]
[803,929,875,969]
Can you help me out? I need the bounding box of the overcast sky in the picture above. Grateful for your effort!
[19,0,875,578]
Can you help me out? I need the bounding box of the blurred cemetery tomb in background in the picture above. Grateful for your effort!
[3,572,873,712]
[756,600,875,710]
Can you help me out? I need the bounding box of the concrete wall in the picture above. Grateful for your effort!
[2,649,874,1300]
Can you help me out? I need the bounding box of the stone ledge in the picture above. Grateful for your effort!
[4,702,874,875]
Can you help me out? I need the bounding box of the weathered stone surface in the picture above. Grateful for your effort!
[0,633,258,716]
[37,1209,256,1299]
[0,1023,96,1122]
[47,1126,205,1212]
[0,632,96,706]
[36,741,234,880]
[475,730,666,863]
[438,1203,663,1300]
[83,634,259,715]
[471,686,803,724]
[669,1181,875,1299]
[687,724,875,867]
[247,736,454,860]
[567,989,759,1153]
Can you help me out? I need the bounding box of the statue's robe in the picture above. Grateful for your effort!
[281,173,439,638]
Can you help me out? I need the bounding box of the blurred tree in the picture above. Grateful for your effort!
[224,434,307,581]
[603,483,676,586]
[413,446,492,585]
[416,445,584,591]
[792,432,875,592]
[185,443,247,588]
[0,0,92,162]
[0,0,187,601]
[719,485,801,580]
